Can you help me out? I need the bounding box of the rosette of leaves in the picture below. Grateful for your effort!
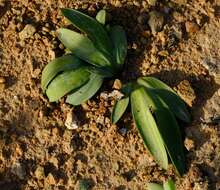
[41,8,127,105]
[111,77,191,175]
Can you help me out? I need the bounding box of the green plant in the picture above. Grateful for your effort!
[147,179,176,190]
[41,8,127,105]
[111,77,191,175]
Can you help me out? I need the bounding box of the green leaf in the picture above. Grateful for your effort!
[142,88,186,175]
[96,9,108,25]
[131,87,168,169]
[147,183,164,190]
[110,25,127,68]
[46,68,90,102]
[61,8,112,55]
[66,73,103,105]
[41,54,85,93]
[57,28,112,68]
[111,97,129,124]
[163,179,176,190]
[137,77,191,123]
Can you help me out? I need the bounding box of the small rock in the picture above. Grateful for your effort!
[133,1,140,7]
[0,76,6,83]
[147,0,157,6]
[0,83,5,91]
[184,138,195,150]
[172,24,183,40]
[175,80,196,107]
[185,21,200,34]
[113,79,122,90]
[19,24,36,40]
[65,111,79,130]
[34,166,45,180]
[158,50,169,57]
[202,58,220,81]
[100,90,124,100]
[148,11,165,34]
[46,173,56,185]
[11,162,26,180]
[114,0,122,7]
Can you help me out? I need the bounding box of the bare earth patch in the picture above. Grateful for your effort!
[0,0,219,189]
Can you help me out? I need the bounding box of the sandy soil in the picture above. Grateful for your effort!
[0,0,220,189]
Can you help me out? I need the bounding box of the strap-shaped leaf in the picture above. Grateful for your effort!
[137,77,191,123]
[147,183,164,190]
[142,88,186,175]
[131,87,168,169]
[163,179,176,190]
[57,28,112,67]
[61,8,112,55]
[111,97,129,124]
[41,54,85,93]
[46,68,90,102]
[110,26,127,68]
[66,73,103,105]
[96,9,108,25]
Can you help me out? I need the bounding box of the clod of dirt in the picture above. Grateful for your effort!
[0,76,6,91]
[147,0,157,6]
[184,138,195,151]
[34,166,45,180]
[65,111,79,130]
[45,173,56,185]
[185,21,200,34]
[11,162,26,180]
[19,24,36,40]
[0,76,6,83]
[0,82,5,91]
[100,90,124,100]
[148,11,165,34]
[202,58,220,83]
[202,89,220,124]
[175,80,196,107]
[112,79,122,90]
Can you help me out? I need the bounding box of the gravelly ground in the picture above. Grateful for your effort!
[0,0,220,189]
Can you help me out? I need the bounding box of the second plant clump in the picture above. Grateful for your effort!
[111,77,191,175]
[41,8,191,176]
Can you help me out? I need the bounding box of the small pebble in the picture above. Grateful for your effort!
[158,50,169,57]
[148,11,165,34]
[11,162,26,180]
[147,0,157,6]
[113,79,122,90]
[185,21,200,34]
[34,166,45,180]
[0,83,5,91]
[46,173,56,185]
[19,24,36,40]
[0,76,5,83]
[65,111,79,130]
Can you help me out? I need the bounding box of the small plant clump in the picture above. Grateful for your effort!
[111,77,191,175]
[147,179,176,190]
[41,8,127,105]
